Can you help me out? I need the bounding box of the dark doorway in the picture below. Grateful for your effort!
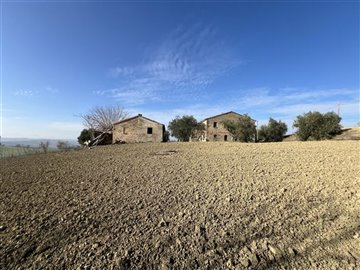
[224,135,228,141]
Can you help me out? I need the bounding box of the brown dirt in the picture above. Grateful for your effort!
[1,141,359,269]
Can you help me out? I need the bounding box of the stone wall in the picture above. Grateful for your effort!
[113,116,164,143]
[203,112,241,142]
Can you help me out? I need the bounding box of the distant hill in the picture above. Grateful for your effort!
[283,127,360,142]
[0,138,79,148]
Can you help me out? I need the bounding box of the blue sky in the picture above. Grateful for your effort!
[1,1,359,139]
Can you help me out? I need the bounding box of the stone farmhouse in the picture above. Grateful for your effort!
[195,111,246,142]
[112,114,165,143]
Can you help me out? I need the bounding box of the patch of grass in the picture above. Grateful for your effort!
[0,145,58,159]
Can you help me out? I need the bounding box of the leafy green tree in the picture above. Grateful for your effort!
[322,112,342,137]
[78,129,92,145]
[258,118,288,142]
[223,114,256,142]
[163,130,170,142]
[168,115,204,142]
[293,111,341,141]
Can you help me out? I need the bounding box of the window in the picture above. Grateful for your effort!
[213,122,218,128]
[123,127,126,134]
[147,127,153,134]
[213,134,217,140]
[224,135,228,141]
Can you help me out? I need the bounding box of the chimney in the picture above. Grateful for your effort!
[138,114,142,117]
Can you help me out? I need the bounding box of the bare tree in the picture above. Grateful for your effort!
[57,141,71,151]
[80,105,129,132]
[39,141,50,154]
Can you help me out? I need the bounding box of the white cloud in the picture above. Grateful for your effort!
[13,86,60,97]
[14,89,38,97]
[45,86,59,94]
[109,67,134,77]
[126,104,240,128]
[270,102,345,115]
[281,88,358,102]
[228,87,359,133]
[101,21,241,105]
[126,87,360,133]
[230,87,359,110]
[48,122,84,132]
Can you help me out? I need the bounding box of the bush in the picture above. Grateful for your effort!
[78,129,92,145]
[163,130,170,142]
[168,115,204,142]
[258,118,288,142]
[39,141,50,153]
[223,114,256,142]
[57,141,71,151]
[293,111,341,141]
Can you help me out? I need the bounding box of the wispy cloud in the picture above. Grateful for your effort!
[108,67,135,78]
[126,87,359,132]
[45,86,60,94]
[230,87,359,130]
[14,89,38,97]
[232,87,359,109]
[269,101,358,116]
[13,86,60,97]
[126,103,230,128]
[48,122,83,132]
[99,21,241,105]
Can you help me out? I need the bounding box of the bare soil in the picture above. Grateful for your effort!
[1,141,359,269]
[333,127,360,141]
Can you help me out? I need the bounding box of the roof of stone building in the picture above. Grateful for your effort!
[202,111,243,121]
[113,114,164,126]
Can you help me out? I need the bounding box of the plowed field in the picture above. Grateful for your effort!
[1,141,359,269]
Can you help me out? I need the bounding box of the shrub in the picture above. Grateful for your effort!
[57,141,71,151]
[163,130,170,142]
[222,114,256,142]
[39,141,50,153]
[78,129,92,145]
[293,111,341,141]
[258,118,288,142]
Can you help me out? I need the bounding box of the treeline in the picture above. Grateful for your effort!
[13,141,79,152]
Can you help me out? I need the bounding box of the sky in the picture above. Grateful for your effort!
[1,0,359,139]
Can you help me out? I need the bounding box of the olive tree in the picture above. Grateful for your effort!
[258,118,288,142]
[222,114,256,142]
[293,111,341,141]
[168,115,204,142]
